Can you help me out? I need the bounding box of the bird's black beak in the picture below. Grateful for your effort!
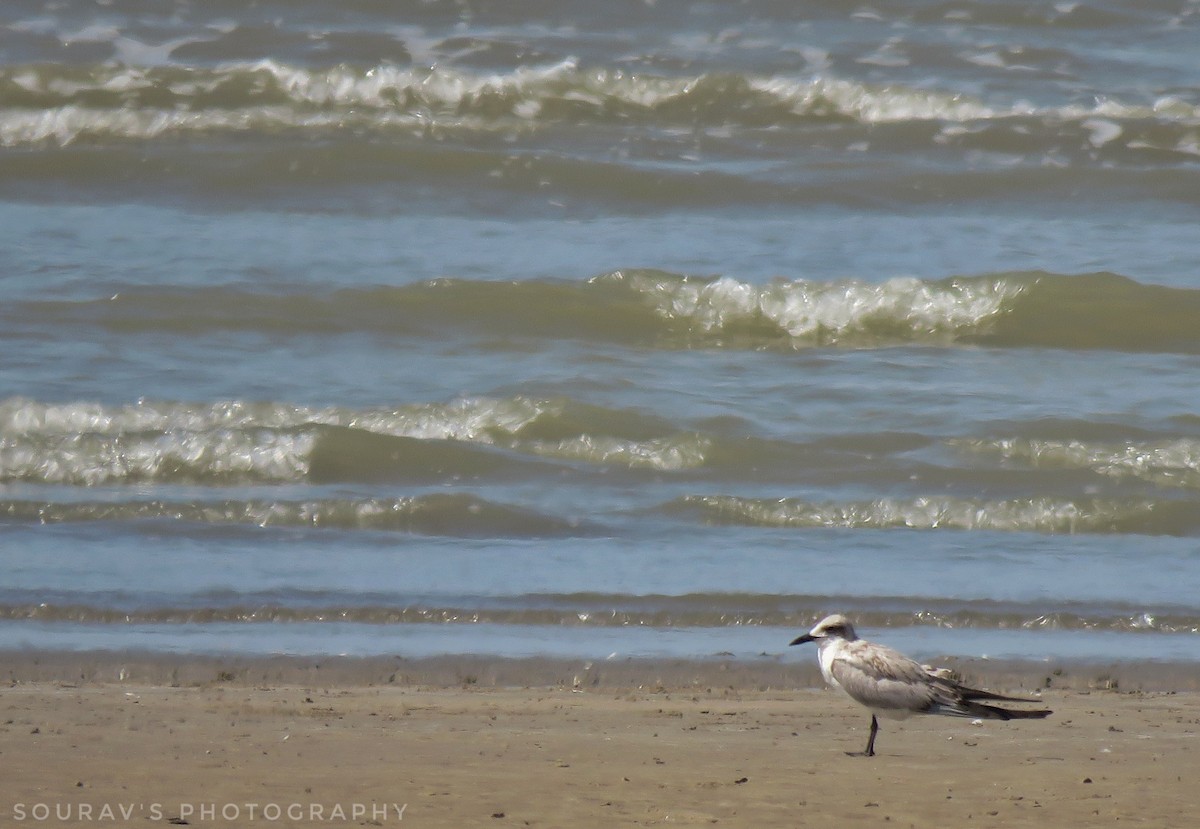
[789,633,816,646]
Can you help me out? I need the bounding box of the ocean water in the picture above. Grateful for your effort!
[3,0,1200,665]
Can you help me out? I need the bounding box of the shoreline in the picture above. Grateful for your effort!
[4,649,1195,692]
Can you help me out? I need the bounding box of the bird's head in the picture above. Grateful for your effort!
[789,613,858,646]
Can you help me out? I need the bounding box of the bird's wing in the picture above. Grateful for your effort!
[828,641,938,713]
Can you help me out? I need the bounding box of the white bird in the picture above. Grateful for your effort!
[790,614,1051,756]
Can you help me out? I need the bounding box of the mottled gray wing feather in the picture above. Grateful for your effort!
[828,640,1044,719]
[829,642,938,713]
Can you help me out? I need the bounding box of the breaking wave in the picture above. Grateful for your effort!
[670,494,1200,536]
[8,271,1200,353]
[0,493,587,538]
[952,436,1200,491]
[3,59,1198,149]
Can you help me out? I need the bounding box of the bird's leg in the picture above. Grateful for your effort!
[845,714,879,757]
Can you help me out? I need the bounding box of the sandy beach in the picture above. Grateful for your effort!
[2,653,1197,827]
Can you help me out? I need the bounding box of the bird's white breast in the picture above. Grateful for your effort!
[817,640,844,690]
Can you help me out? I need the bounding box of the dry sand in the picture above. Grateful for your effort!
[2,653,1198,827]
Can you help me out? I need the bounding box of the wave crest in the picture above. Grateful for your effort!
[5,59,1198,147]
[0,493,586,538]
[671,494,1193,535]
[0,395,713,485]
[603,270,1023,347]
[954,436,1200,490]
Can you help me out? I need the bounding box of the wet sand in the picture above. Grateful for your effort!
[2,653,1198,827]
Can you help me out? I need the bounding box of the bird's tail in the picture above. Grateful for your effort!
[957,686,1045,705]
[934,680,1053,719]
[968,700,1053,720]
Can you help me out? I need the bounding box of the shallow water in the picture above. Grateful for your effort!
[2,0,1199,663]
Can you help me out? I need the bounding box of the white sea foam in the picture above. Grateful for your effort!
[1082,118,1123,148]
[616,273,1024,346]
[336,396,553,443]
[0,396,573,484]
[0,104,316,147]
[0,425,314,486]
[0,394,721,484]
[4,60,1198,147]
[0,396,553,442]
[748,75,1004,122]
[527,434,711,470]
[683,494,1155,534]
[955,437,1200,489]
